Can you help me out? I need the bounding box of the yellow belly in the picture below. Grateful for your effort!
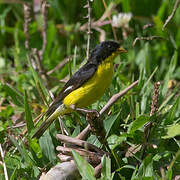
[63,60,114,109]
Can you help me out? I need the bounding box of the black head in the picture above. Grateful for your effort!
[88,40,124,64]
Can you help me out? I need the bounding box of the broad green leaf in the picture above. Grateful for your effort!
[107,134,126,150]
[29,138,42,159]
[137,155,154,178]
[162,124,180,139]
[39,131,56,163]
[104,112,120,138]
[72,150,95,180]
[128,115,150,134]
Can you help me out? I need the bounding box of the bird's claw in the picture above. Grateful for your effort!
[86,109,100,120]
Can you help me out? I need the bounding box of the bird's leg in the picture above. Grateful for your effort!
[70,105,110,151]
[69,104,100,118]
[69,105,100,136]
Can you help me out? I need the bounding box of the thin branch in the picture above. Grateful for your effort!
[56,134,106,155]
[100,80,139,116]
[93,27,106,42]
[40,0,48,60]
[163,0,180,30]
[160,167,166,180]
[84,0,92,60]
[132,36,166,47]
[23,3,31,50]
[143,23,154,30]
[32,48,45,75]
[47,56,72,75]
[102,0,117,40]
[31,49,49,86]
[94,163,102,178]
[0,144,8,180]
[7,123,26,129]
[80,3,113,32]
[56,146,102,166]
[57,154,73,162]
[76,124,91,140]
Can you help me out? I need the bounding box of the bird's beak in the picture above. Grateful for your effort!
[118,47,127,53]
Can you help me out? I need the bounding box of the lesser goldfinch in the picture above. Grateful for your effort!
[33,40,127,138]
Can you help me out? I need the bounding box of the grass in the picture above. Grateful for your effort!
[0,0,180,179]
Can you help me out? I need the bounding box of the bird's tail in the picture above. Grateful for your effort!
[32,103,67,138]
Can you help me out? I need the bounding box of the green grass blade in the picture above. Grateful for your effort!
[101,155,112,180]
[24,90,34,135]
[3,83,24,107]
[27,54,49,106]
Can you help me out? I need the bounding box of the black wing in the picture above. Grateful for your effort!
[46,62,97,116]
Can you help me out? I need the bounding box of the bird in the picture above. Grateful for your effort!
[33,40,127,138]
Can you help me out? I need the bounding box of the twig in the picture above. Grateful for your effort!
[31,49,50,87]
[56,146,102,166]
[93,27,106,42]
[56,134,106,155]
[0,144,8,180]
[141,82,160,159]
[47,56,72,75]
[76,124,91,140]
[80,3,114,32]
[84,0,92,60]
[23,2,49,85]
[163,0,180,30]
[143,23,154,30]
[40,0,48,60]
[94,163,102,178]
[32,48,45,75]
[80,20,111,31]
[132,36,166,47]
[7,123,26,129]
[102,0,117,40]
[57,154,73,162]
[160,167,166,180]
[100,80,139,116]
[23,2,31,50]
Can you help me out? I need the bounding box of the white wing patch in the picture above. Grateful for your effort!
[63,85,74,93]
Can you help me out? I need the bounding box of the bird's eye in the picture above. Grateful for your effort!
[108,44,112,49]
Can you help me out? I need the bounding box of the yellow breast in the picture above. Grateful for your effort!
[63,55,115,109]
